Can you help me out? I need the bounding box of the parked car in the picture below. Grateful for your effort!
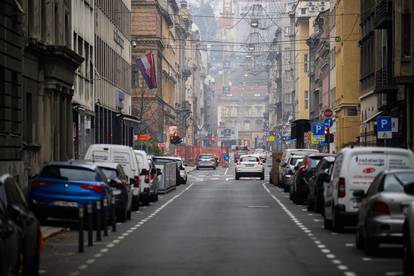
[235,155,265,180]
[307,155,336,212]
[30,161,113,221]
[196,154,217,170]
[147,157,160,200]
[283,155,305,193]
[354,169,414,255]
[403,182,414,276]
[0,174,41,276]
[134,150,159,205]
[85,144,142,210]
[291,154,333,205]
[254,148,267,163]
[153,156,187,185]
[322,147,414,232]
[278,149,319,187]
[234,148,249,162]
[95,162,132,222]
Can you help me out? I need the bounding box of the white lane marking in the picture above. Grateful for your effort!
[345,243,355,247]
[385,272,402,276]
[362,257,372,261]
[262,183,357,276]
[247,205,270,208]
[224,168,229,175]
[86,259,95,264]
[71,183,194,276]
[39,270,47,274]
[70,272,80,276]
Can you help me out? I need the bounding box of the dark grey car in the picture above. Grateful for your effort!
[355,169,414,255]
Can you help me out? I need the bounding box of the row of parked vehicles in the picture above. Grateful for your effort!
[276,146,414,275]
[1,144,189,275]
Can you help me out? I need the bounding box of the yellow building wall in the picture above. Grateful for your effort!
[295,19,310,120]
[334,0,361,150]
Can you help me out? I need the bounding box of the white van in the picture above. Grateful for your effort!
[84,144,141,210]
[278,149,319,186]
[134,150,153,206]
[323,147,414,231]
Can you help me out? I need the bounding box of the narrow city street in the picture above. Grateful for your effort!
[40,164,403,276]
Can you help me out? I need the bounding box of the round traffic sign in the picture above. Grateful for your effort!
[323,109,333,118]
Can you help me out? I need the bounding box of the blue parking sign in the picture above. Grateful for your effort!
[312,122,324,135]
[377,116,392,132]
[324,118,333,128]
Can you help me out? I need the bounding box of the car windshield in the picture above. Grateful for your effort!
[240,156,259,162]
[100,167,118,179]
[290,157,304,165]
[199,155,213,160]
[153,158,177,164]
[40,166,97,181]
[309,158,322,168]
[384,172,414,192]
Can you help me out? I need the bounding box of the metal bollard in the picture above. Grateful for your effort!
[87,201,93,247]
[78,205,84,253]
[96,200,102,241]
[103,198,108,237]
[111,196,117,232]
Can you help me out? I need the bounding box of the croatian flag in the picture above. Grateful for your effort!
[137,52,157,89]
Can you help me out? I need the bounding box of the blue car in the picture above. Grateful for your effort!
[30,161,113,221]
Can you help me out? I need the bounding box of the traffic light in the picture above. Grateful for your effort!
[324,128,330,144]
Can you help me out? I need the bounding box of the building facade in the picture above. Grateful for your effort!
[0,0,82,189]
[94,0,137,147]
[72,0,95,159]
[332,0,361,150]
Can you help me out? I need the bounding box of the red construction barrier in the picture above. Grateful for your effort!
[176,146,226,166]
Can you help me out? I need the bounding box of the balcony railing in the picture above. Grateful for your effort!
[375,0,392,29]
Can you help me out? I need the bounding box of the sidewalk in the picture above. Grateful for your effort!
[41,226,65,240]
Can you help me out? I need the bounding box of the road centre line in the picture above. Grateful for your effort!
[224,167,229,175]
[262,183,357,276]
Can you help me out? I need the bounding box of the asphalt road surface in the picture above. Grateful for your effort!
[40,163,403,276]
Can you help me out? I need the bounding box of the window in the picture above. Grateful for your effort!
[347,106,358,116]
[301,8,306,15]
[40,166,98,181]
[304,54,308,73]
[25,93,32,142]
[402,12,412,58]
[304,90,309,109]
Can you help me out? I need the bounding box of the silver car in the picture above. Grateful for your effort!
[355,169,414,255]
[283,156,304,192]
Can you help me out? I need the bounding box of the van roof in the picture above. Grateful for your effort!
[93,161,120,169]
[340,147,413,155]
[88,144,133,150]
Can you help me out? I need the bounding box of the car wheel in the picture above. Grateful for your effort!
[364,235,378,256]
[127,208,132,220]
[355,227,364,250]
[118,206,128,222]
[332,208,344,233]
[324,217,332,230]
[403,225,413,276]
[21,226,40,275]
[131,197,140,211]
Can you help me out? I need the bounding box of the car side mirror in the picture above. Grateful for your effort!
[156,168,162,176]
[140,169,149,176]
[404,183,414,195]
[184,163,188,166]
[353,190,366,198]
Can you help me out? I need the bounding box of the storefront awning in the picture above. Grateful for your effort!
[362,111,383,124]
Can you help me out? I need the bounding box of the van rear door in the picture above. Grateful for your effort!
[346,151,414,212]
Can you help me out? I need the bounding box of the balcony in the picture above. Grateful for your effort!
[375,68,397,93]
[375,0,392,29]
